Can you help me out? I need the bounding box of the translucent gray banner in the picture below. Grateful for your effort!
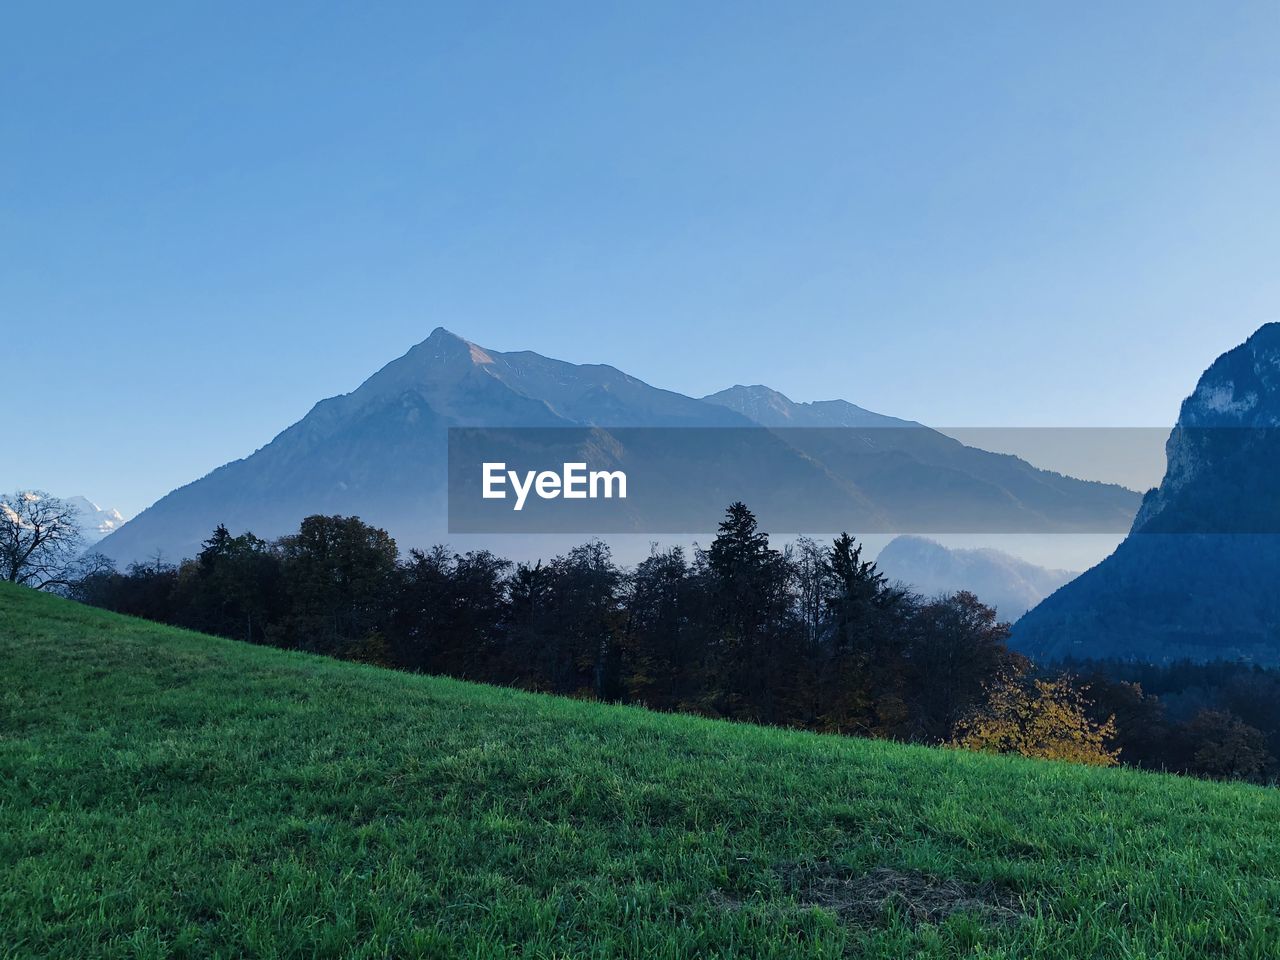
[446,426,1278,534]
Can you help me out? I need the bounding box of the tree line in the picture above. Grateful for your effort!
[73,505,1032,742]
[7,489,1272,782]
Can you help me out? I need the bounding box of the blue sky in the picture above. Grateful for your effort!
[6,2,1280,517]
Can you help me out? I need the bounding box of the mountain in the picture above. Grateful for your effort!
[1014,323,1280,663]
[8,494,125,546]
[875,536,1075,621]
[66,496,126,544]
[703,384,916,428]
[706,387,1139,536]
[92,329,787,564]
[97,328,1140,566]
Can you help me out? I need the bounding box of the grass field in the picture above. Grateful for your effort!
[2,583,1279,958]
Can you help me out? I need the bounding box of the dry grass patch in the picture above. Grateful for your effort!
[787,862,1026,927]
[714,861,1027,930]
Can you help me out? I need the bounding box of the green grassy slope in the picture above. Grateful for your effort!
[2,583,1278,959]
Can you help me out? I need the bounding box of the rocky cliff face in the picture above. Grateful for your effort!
[1131,323,1280,535]
[1015,324,1280,664]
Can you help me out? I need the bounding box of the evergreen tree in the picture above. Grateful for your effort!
[702,502,799,722]
[624,545,701,709]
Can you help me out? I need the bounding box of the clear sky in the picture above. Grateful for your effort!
[6,2,1280,517]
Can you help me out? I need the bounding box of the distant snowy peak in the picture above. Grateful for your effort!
[702,384,917,428]
[64,496,126,543]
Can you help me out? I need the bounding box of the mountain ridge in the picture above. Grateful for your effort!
[96,329,1140,566]
[703,383,917,428]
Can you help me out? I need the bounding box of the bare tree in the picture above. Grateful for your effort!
[1,490,110,590]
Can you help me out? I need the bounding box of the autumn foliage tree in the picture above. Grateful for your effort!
[952,671,1120,767]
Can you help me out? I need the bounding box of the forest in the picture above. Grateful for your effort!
[70,503,1278,783]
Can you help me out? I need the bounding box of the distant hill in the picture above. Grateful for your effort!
[876,536,1075,621]
[97,328,1139,566]
[1015,323,1280,663]
[3,582,1279,957]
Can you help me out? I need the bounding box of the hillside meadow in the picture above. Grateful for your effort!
[2,582,1278,958]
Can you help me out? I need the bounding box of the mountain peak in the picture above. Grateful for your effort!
[726,384,785,397]
[357,328,497,397]
[1129,323,1280,533]
[416,327,493,365]
[1176,322,1280,429]
[423,325,463,343]
[1015,323,1280,663]
[1244,320,1280,346]
[60,495,126,543]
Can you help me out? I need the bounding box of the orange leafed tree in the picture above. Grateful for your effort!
[952,672,1119,767]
